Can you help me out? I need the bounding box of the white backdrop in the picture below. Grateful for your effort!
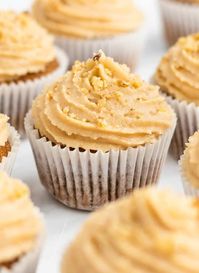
[0,1,183,272]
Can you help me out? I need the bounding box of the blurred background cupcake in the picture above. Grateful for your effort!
[0,11,68,135]
[180,131,199,196]
[159,0,199,45]
[61,187,199,273]
[0,172,44,273]
[32,0,145,70]
[154,33,199,160]
[25,51,176,210]
[0,114,20,174]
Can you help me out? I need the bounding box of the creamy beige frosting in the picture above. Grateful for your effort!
[62,187,199,273]
[32,0,143,39]
[0,172,43,264]
[0,11,56,83]
[0,114,9,147]
[32,51,174,151]
[155,34,199,105]
[181,131,199,188]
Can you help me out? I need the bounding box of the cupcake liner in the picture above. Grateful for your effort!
[0,126,20,175]
[25,111,176,211]
[159,0,199,45]
[55,27,146,70]
[0,211,45,273]
[179,155,199,197]
[164,95,199,160]
[0,47,69,136]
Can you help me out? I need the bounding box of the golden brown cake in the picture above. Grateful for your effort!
[0,11,57,84]
[0,114,11,162]
[0,172,44,270]
[62,186,199,273]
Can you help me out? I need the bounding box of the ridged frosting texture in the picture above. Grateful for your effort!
[181,131,199,189]
[0,172,43,264]
[155,34,199,105]
[0,114,9,147]
[0,11,56,83]
[32,0,143,39]
[32,51,174,151]
[62,187,199,273]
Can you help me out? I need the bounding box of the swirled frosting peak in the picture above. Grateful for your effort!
[62,187,199,273]
[181,131,199,188]
[0,172,43,265]
[0,114,9,147]
[32,51,174,151]
[32,0,143,39]
[155,34,199,105]
[0,11,56,83]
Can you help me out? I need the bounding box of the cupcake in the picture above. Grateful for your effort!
[25,51,176,210]
[0,172,44,273]
[159,0,199,45]
[32,0,145,69]
[61,187,199,273]
[0,114,20,174]
[180,131,199,196]
[154,33,199,160]
[0,11,68,135]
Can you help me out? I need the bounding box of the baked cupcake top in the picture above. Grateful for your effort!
[174,0,199,4]
[62,187,199,273]
[0,114,9,147]
[32,51,175,151]
[0,172,43,265]
[181,131,199,189]
[32,0,143,39]
[155,34,199,105]
[0,11,56,83]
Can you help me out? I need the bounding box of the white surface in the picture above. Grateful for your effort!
[1,1,184,272]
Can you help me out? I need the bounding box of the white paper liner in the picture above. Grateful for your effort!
[0,126,20,175]
[0,47,69,136]
[163,95,199,160]
[25,111,176,211]
[55,27,146,70]
[0,211,45,273]
[179,155,199,197]
[159,0,199,45]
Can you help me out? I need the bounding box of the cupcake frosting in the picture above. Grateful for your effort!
[155,34,199,105]
[0,114,9,147]
[62,187,199,273]
[32,0,143,39]
[0,172,43,264]
[32,51,174,151]
[0,11,56,83]
[181,131,199,188]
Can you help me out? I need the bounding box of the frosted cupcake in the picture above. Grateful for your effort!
[0,11,68,135]
[180,131,199,196]
[25,51,176,210]
[32,0,145,69]
[62,187,199,273]
[0,172,44,273]
[0,114,20,174]
[159,0,199,45]
[155,33,199,159]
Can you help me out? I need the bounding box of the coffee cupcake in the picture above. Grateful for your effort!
[25,51,176,210]
[180,131,199,196]
[159,0,199,45]
[155,33,199,159]
[32,0,145,69]
[0,11,68,135]
[0,114,20,174]
[0,172,44,273]
[62,187,199,273]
